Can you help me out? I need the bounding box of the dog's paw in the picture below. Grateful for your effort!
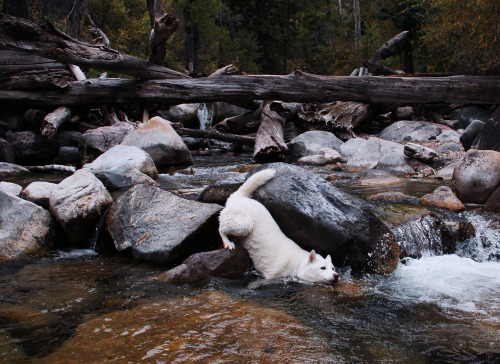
[223,241,236,250]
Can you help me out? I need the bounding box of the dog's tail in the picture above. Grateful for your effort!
[235,169,277,198]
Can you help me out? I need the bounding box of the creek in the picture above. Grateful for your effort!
[1,153,499,363]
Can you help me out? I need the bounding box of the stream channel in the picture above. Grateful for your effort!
[1,153,499,363]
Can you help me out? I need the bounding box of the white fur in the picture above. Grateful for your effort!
[219,169,339,284]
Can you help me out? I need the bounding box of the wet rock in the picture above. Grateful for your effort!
[297,148,342,166]
[37,291,331,364]
[250,163,400,274]
[436,161,459,180]
[0,162,29,179]
[159,247,252,281]
[81,122,135,154]
[358,170,402,186]
[0,136,14,163]
[107,185,222,263]
[419,186,465,211]
[0,181,22,196]
[484,186,500,212]
[20,181,57,208]
[287,130,343,161]
[452,149,500,204]
[0,329,27,362]
[340,137,415,175]
[83,145,158,190]
[50,170,113,246]
[368,192,416,204]
[460,119,484,150]
[404,143,438,163]
[470,107,500,152]
[121,116,193,169]
[379,120,442,142]
[197,174,245,204]
[0,303,60,338]
[0,190,54,260]
[436,129,460,143]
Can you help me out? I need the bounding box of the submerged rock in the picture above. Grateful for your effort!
[249,163,400,274]
[453,149,500,204]
[49,170,113,246]
[419,186,465,211]
[160,246,252,281]
[0,190,53,260]
[107,185,222,263]
[121,116,193,169]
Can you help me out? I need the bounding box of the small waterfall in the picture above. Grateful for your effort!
[456,212,500,261]
[87,208,109,252]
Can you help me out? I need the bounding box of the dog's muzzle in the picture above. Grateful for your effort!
[332,272,339,283]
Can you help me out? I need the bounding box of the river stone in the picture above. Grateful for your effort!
[340,137,415,175]
[452,149,500,204]
[436,161,459,180]
[107,185,222,263]
[83,145,158,190]
[287,130,344,161]
[0,190,54,260]
[0,137,14,163]
[404,143,438,163]
[160,246,252,281]
[37,291,332,364]
[197,173,245,204]
[20,181,57,208]
[379,120,442,142]
[0,181,22,196]
[249,163,399,274]
[50,170,113,245]
[484,186,500,212]
[436,129,460,143]
[0,162,29,179]
[120,116,193,169]
[460,119,485,150]
[419,186,465,211]
[81,122,135,154]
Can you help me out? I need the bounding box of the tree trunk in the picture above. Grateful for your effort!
[40,106,72,139]
[2,72,498,107]
[353,0,361,64]
[370,31,410,65]
[148,13,179,66]
[214,107,263,134]
[0,14,189,80]
[253,102,288,163]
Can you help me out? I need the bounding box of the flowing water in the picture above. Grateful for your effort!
[1,153,499,363]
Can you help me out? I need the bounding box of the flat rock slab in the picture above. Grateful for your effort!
[107,185,222,263]
[379,120,442,142]
[0,190,54,260]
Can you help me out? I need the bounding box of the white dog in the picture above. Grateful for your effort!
[219,169,339,284]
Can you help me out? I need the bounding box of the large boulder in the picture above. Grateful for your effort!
[378,120,442,142]
[453,149,500,204]
[81,122,135,154]
[470,106,500,152]
[287,131,344,161]
[0,162,29,179]
[120,116,193,169]
[460,119,485,150]
[83,145,158,190]
[197,174,246,204]
[49,170,113,245]
[20,181,57,208]
[0,181,22,196]
[0,190,53,260]
[107,185,222,263]
[340,137,415,175]
[249,163,400,274]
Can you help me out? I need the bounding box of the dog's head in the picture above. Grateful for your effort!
[299,250,339,284]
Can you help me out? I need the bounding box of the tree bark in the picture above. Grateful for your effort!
[174,127,254,146]
[253,102,288,163]
[214,106,263,134]
[41,106,72,139]
[148,13,179,66]
[370,31,410,65]
[0,14,189,80]
[1,72,498,107]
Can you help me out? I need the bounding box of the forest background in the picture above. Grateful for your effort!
[1,0,499,77]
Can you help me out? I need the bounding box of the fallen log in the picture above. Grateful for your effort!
[214,106,263,134]
[1,72,499,107]
[40,106,72,139]
[174,127,254,146]
[253,102,288,163]
[0,14,188,80]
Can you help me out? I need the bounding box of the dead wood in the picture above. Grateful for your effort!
[41,106,72,139]
[253,102,288,163]
[174,127,255,146]
[148,13,179,66]
[370,31,410,65]
[214,106,263,134]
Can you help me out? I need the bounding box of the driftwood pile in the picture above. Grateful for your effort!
[0,14,499,164]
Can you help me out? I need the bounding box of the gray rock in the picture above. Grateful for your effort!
[379,120,442,142]
[121,116,193,169]
[419,186,465,211]
[448,106,491,129]
[0,137,14,163]
[484,186,500,212]
[438,142,463,154]
[81,122,135,154]
[0,190,53,260]
[460,119,484,150]
[161,247,252,281]
[83,145,158,191]
[436,162,459,180]
[249,163,400,274]
[0,162,29,179]
[404,143,438,163]
[287,131,344,161]
[50,170,113,245]
[0,181,22,196]
[436,129,461,143]
[197,174,246,204]
[107,185,222,263]
[20,181,57,208]
[340,137,415,175]
[453,149,500,204]
[470,108,500,152]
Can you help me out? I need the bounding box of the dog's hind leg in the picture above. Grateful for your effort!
[218,208,254,250]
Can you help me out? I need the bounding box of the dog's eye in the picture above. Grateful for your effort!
[321,267,326,270]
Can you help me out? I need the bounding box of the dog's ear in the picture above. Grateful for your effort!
[308,250,317,263]
[326,255,332,263]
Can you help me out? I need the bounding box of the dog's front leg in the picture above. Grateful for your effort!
[219,229,236,250]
